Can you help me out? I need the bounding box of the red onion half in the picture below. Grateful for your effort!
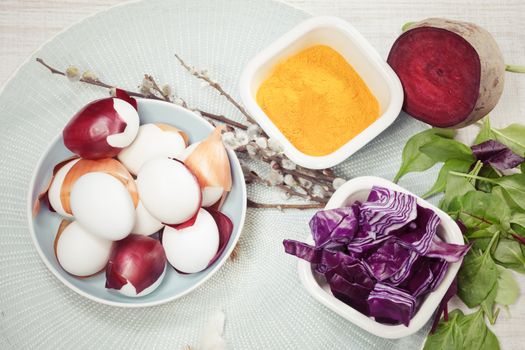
[105,234,167,297]
[206,209,233,267]
[63,89,139,159]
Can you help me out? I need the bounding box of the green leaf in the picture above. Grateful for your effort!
[480,282,498,324]
[493,239,525,273]
[423,159,473,199]
[474,117,496,145]
[495,265,519,306]
[458,308,500,350]
[492,186,522,213]
[510,213,525,235]
[447,191,510,231]
[423,310,464,350]
[420,138,475,163]
[492,174,525,210]
[394,128,455,182]
[457,235,499,308]
[476,165,500,193]
[440,173,476,212]
[492,124,525,156]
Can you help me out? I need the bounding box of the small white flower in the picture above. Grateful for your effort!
[332,177,346,190]
[247,123,261,140]
[255,137,268,149]
[246,143,258,157]
[141,77,153,89]
[65,66,80,82]
[281,159,296,171]
[162,84,172,97]
[298,177,312,189]
[311,184,325,199]
[267,138,284,153]
[267,170,284,185]
[222,131,238,149]
[200,81,210,88]
[261,148,276,158]
[235,130,249,146]
[82,70,98,81]
[294,186,308,195]
[174,97,185,106]
[109,87,117,97]
[270,160,280,170]
[284,174,296,187]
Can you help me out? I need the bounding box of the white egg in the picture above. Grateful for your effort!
[202,186,224,207]
[162,209,219,273]
[180,141,200,161]
[136,158,201,225]
[117,266,166,297]
[133,201,164,236]
[70,172,135,241]
[48,158,80,217]
[55,221,113,277]
[117,124,186,175]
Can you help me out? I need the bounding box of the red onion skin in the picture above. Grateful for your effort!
[63,98,127,159]
[206,209,233,267]
[115,88,137,110]
[105,234,167,294]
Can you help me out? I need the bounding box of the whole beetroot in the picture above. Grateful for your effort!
[388,18,505,128]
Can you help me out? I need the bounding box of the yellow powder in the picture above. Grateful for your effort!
[256,45,380,156]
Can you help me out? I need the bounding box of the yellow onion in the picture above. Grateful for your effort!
[184,127,232,208]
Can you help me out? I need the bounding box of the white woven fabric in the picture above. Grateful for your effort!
[0,0,524,349]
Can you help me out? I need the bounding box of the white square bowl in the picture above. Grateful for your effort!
[239,16,403,169]
[297,176,465,338]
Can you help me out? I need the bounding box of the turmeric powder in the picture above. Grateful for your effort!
[256,45,380,156]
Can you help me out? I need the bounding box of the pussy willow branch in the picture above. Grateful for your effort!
[247,199,324,209]
[174,53,256,123]
[35,58,248,130]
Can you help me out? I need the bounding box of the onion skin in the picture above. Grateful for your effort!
[105,234,167,294]
[60,158,139,214]
[206,209,233,267]
[63,90,138,159]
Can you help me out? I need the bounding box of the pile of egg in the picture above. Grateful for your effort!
[42,91,233,297]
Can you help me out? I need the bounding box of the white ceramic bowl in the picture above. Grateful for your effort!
[239,16,403,169]
[297,176,464,338]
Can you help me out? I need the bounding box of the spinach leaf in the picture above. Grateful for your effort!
[480,281,498,324]
[457,235,499,308]
[420,138,475,163]
[492,174,525,210]
[493,239,525,273]
[510,213,525,235]
[492,124,525,156]
[458,309,500,350]
[422,159,473,199]
[423,310,464,350]
[440,173,476,212]
[474,118,496,145]
[447,191,509,231]
[394,128,455,182]
[495,265,519,306]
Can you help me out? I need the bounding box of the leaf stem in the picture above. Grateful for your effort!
[449,171,496,185]
[505,65,525,73]
[401,22,416,32]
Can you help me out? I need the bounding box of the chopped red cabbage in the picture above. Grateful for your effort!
[425,236,471,262]
[472,140,525,172]
[364,239,411,281]
[330,273,372,315]
[368,283,416,326]
[309,204,360,247]
[395,205,440,254]
[283,186,469,327]
[359,186,417,240]
[388,251,419,285]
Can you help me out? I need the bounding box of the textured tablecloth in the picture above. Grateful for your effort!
[0,1,524,349]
